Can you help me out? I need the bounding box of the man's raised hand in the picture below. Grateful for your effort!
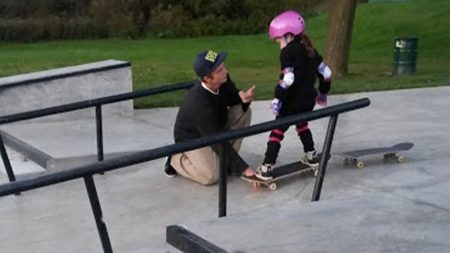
[239,85,255,103]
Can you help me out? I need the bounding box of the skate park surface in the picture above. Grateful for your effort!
[0,86,449,252]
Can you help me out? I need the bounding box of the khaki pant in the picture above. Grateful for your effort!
[171,105,251,185]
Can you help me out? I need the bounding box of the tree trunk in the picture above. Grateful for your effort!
[325,0,358,77]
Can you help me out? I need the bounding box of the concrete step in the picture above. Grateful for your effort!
[179,190,450,253]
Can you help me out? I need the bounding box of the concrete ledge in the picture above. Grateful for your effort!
[0,109,178,175]
[1,127,139,176]
[183,192,450,253]
[0,146,46,181]
[166,225,229,253]
[0,60,131,89]
[0,60,133,121]
[0,129,51,168]
[46,151,135,171]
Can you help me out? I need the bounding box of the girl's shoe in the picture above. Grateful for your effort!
[255,163,274,180]
[301,151,320,167]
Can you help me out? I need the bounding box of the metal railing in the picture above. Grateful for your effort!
[0,81,194,185]
[0,97,370,252]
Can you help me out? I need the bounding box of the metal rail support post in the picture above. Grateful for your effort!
[0,134,16,183]
[95,105,104,162]
[312,115,338,201]
[0,134,20,195]
[84,175,112,253]
[95,106,105,176]
[218,142,228,217]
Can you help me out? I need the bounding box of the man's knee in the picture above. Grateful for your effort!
[171,152,220,185]
[197,171,219,185]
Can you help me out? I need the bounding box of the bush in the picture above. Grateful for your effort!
[0,16,112,42]
[0,0,327,41]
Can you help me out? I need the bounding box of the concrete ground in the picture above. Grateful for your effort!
[0,86,449,252]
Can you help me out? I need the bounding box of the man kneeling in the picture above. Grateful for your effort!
[166,49,255,185]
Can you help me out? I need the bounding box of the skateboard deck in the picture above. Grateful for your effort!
[242,153,330,190]
[334,142,413,168]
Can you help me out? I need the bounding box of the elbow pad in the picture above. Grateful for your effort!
[279,67,294,89]
[318,62,332,81]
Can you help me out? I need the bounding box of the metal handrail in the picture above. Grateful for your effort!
[0,98,370,197]
[0,81,194,183]
[0,96,370,252]
[0,80,194,251]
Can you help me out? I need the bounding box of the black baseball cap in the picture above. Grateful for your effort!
[194,50,227,78]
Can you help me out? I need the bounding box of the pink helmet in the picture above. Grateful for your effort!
[268,10,305,39]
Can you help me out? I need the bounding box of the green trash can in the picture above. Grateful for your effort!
[393,37,418,76]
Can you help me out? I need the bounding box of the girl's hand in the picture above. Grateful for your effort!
[316,93,327,107]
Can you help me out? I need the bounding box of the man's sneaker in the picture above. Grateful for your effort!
[301,151,320,167]
[255,163,274,180]
[164,157,177,178]
[164,165,177,177]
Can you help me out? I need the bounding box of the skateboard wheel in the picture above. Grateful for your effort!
[356,161,364,169]
[269,183,277,191]
[397,155,405,163]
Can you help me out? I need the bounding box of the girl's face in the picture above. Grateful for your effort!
[275,37,287,49]
[275,34,293,49]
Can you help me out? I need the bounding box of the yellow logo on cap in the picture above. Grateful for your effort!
[205,50,218,63]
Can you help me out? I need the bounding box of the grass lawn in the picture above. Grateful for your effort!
[0,0,449,108]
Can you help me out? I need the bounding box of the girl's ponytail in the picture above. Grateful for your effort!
[301,33,316,58]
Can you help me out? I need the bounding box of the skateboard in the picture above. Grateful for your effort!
[242,153,330,191]
[334,142,413,169]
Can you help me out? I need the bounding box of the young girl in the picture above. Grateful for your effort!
[256,10,332,180]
